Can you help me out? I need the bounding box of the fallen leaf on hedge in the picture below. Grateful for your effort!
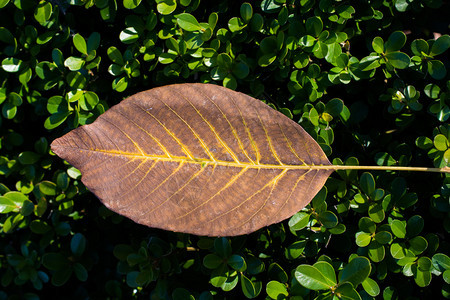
[51,83,334,236]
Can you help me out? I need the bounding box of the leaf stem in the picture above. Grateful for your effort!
[327,165,450,173]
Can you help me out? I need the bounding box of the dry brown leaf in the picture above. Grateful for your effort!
[51,83,334,236]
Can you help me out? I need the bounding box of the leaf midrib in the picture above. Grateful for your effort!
[58,146,332,170]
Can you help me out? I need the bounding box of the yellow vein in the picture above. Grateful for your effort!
[114,159,158,206]
[175,89,241,163]
[57,146,333,171]
[277,123,307,165]
[294,125,314,164]
[255,109,284,165]
[270,169,313,221]
[147,165,207,214]
[175,167,249,220]
[228,93,261,164]
[200,88,255,164]
[132,102,194,160]
[232,169,288,231]
[138,162,185,216]
[114,108,172,158]
[101,116,146,156]
[159,99,217,162]
[204,169,287,225]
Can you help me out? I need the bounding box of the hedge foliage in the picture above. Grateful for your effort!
[0,0,449,299]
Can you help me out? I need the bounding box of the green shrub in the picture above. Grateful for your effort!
[0,0,449,299]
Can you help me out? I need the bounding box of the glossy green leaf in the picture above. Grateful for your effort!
[2,57,23,72]
[295,265,332,290]
[362,277,380,297]
[385,31,406,52]
[355,232,372,247]
[339,257,371,288]
[120,27,139,44]
[240,2,253,23]
[372,37,384,53]
[123,0,142,9]
[73,33,87,55]
[334,282,361,300]
[430,34,450,56]
[266,281,288,299]
[64,56,85,71]
[385,52,410,69]
[427,60,446,80]
[71,233,87,256]
[156,0,176,15]
[177,13,202,31]
[391,220,406,238]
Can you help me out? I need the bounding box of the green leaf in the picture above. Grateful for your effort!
[338,257,371,288]
[18,151,40,165]
[372,37,384,53]
[360,172,375,195]
[120,27,139,44]
[241,274,260,298]
[71,233,87,256]
[64,56,85,71]
[0,0,10,8]
[362,277,380,297]
[123,0,142,9]
[266,281,288,299]
[359,217,376,233]
[416,136,433,149]
[313,261,337,286]
[306,16,323,37]
[385,31,407,52]
[391,220,406,238]
[79,92,99,111]
[385,52,410,69]
[432,253,450,272]
[42,252,70,271]
[374,231,392,244]
[177,13,202,31]
[73,33,87,55]
[52,268,72,286]
[0,196,19,213]
[228,255,246,271]
[368,241,385,262]
[411,39,429,56]
[427,60,447,80]
[107,46,124,65]
[409,236,428,255]
[413,264,432,287]
[30,219,51,234]
[434,134,449,151]
[355,232,372,247]
[34,0,52,25]
[228,17,246,33]
[288,211,310,231]
[38,181,57,196]
[214,237,231,258]
[45,112,69,129]
[240,2,253,23]
[390,243,407,259]
[318,211,338,228]
[112,76,128,92]
[2,57,23,72]
[334,282,361,300]
[156,0,176,15]
[73,263,88,282]
[203,253,223,269]
[430,35,450,56]
[295,265,332,290]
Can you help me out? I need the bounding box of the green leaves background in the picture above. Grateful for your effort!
[0,0,449,299]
